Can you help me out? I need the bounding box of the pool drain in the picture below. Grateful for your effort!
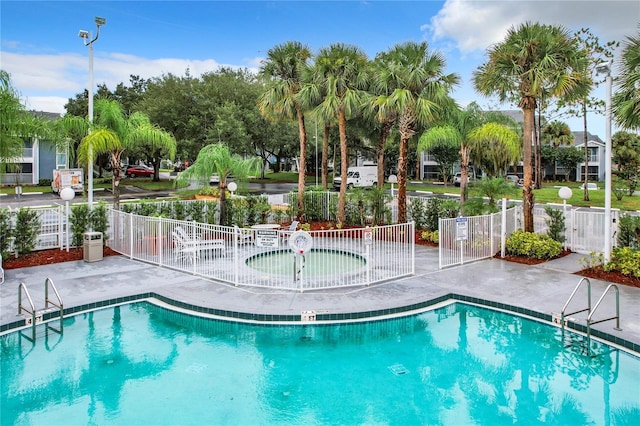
[388,364,409,375]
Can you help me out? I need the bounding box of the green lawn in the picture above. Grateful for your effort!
[3,174,638,211]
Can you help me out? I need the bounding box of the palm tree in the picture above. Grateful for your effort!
[418,103,484,203]
[258,41,312,221]
[62,99,176,210]
[305,43,370,224]
[473,22,588,232]
[1,70,63,176]
[175,143,261,225]
[367,54,399,189]
[541,120,573,181]
[467,122,521,178]
[613,27,640,130]
[373,41,459,223]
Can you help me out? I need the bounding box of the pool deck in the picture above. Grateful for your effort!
[2,246,639,351]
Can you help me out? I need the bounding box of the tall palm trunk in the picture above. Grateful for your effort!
[296,108,307,221]
[377,121,392,189]
[337,111,349,224]
[521,99,536,232]
[111,150,124,211]
[459,145,470,204]
[397,111,416,224]
[219,180,227,225]
[322,124,329,190]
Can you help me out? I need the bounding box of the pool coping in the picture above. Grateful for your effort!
[2,290,639,355]
[2,248,639,355]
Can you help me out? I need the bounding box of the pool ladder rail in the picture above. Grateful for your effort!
[18,278,64,342]
[555,277,621,357]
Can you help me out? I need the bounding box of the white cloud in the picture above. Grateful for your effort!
[426,0,639,54]
[1,49,258,114]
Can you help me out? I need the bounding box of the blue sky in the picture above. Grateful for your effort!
[2,0,638,138]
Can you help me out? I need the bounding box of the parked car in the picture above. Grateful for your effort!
[505,174,522,187]
[580,182,599,190]
[125,165,154,178]
[453,172,477,187]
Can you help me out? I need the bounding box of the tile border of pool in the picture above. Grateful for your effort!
[2,291,638,354]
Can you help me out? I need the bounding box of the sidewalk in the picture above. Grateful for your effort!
[1,247,638,352]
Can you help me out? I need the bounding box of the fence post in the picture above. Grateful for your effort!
[501,198,507,258]
[158,217,163,266]
[129,213,134,260]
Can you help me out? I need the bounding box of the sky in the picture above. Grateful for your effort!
[1,0,638,139]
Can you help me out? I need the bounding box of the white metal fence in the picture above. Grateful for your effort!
[439,205,521,269]
[107,209,415,292]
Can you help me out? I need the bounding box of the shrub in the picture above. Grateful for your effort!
[424,198,442,231]
[38,178,52,187]
[90,202,110,245]
[70,204,90,247]
[408,198,427,229]
[421,230,439,244]
[14,208,40,255]
[617,214,640,249]
[505,230,562,259]
[544,206,566,243]
[604,247,640,278]
[0,209,13,259]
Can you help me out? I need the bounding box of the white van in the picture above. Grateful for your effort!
[333,166,378,189]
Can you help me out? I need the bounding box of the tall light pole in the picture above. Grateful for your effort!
[596,60,613,262]
[78,16,106,211]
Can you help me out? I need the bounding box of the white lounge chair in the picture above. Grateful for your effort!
[234,225,254,245]
[172,230,225,263]
[281,220,299,245]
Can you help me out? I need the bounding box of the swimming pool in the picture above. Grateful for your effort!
[2,302,639,425]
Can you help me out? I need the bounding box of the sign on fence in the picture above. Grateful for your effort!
[255,230,279,248]
[456,217,468,241]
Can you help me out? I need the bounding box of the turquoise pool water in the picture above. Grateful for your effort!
[245,248,366,276]
[1,302,639,425]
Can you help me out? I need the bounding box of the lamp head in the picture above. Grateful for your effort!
[78,30,89,39]
[94,16,106,26]
[596,61,611,75]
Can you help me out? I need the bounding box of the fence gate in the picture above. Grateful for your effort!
[570,209,619,254]
[439,205,520,269]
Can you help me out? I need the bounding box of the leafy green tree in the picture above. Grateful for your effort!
[541,121,573,181]
[306,43,370,224]
[473,22,588,232]
[612,131,640,195]
[175,143,261,225]
[613,28,640,130]
[373,41,459,223]
[259,41,312,220]
[557,28,616,201]
[556,146,583,182]
[422,139,459,185]
[540,145,558,181]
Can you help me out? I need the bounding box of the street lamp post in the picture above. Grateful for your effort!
[596,60,613,262]
[78,16,106,212]
[60,187,76,252]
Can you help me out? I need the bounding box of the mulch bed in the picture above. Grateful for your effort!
[3,247,119,270]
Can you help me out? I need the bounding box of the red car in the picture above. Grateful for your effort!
[125,165,154,178]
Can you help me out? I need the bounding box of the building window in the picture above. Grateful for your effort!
[588,147,598,162]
